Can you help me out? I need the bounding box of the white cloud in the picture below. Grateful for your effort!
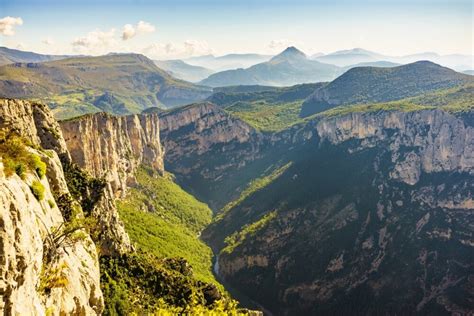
[143,40,212,59]
[71,29,116,54]
[122,21,155,40]
[42,37,55,45]
[267,39,295,51]
[0,16,23,36]
[122,24,135,40]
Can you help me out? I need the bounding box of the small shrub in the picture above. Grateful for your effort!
[32,155,47,178]
[61,160,106,215]
[0,131,47,179]
[15,163,27,179]
[30,180,45,200]
[38,262,69,294]
[47,199,55,208]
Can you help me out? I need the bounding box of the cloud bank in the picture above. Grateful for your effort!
[0,16,23,36]
[122,21,155,40]
[143,40,212,59]
[71,29,117,54]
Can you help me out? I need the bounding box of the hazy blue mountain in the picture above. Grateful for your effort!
[0,46,72,65]
[199,47,342,87]
[314,48,385,66]
[463,70,474,75]
[301,60,473,117]
[313,48,473,71]
[154,59,215,82]
[185,53,272,71]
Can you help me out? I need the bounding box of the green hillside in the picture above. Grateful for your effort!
[0,53,212,119]
[301,61,473,117]
[116,166,213,283]
[207,83,323,131]
[315,83,474,118]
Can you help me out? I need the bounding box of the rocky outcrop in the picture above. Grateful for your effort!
[314,110,474,184]
[159,102,264,209]
[159,102,258,161]
[0,99,70,159]
[60,112,164,198]
[0,99,103,315]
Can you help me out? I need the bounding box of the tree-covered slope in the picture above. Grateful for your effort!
[208,83,324,131]
[301,61,473,117]
[102,165,252,314]
[0,53,212,119]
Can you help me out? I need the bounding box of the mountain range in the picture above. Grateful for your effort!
[184,53,272,71]
[312,48,473,71]
[199,47,342,87]
[154,59,215,82]
[0,53,212,119]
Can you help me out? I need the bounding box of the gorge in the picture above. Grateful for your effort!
[0,51,472,315]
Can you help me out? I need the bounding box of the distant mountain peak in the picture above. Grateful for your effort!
[271,46,307,61]
[330,48,380,56]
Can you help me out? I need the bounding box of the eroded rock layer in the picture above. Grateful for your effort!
[60,112,164,198]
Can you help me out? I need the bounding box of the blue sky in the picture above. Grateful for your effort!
[0,0,472,58]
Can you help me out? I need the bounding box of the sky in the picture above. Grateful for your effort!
[0,0,472,59]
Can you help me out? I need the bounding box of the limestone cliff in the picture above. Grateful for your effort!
[159,102,264,209]
[60,112,164,198]
[0,99,103,315]
[313,110,473,184]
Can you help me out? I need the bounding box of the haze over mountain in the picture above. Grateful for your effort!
[154,59,215,82]
[313,48,473,71]
[0,53,212,119]
[184,53,272,71]
[199,47,342,87]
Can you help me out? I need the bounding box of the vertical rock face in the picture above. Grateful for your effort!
[60,112,164,198]
[0,99,103,315]
[313,110,474,183]
[158,102,264,209]
[0,99,70,159]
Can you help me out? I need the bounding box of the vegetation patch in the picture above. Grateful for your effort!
[227,100,306,132]
[0,131,47,179]
[316,101,435,118]
[216,162,292,221]
[38,262,69,295]
[116,166,214,284]
[119,166,212,233]
[222,211,277,255]
[61,160,106,216]
[208,83,321,132]
[30,180,45,200]
[100,252,245,315]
